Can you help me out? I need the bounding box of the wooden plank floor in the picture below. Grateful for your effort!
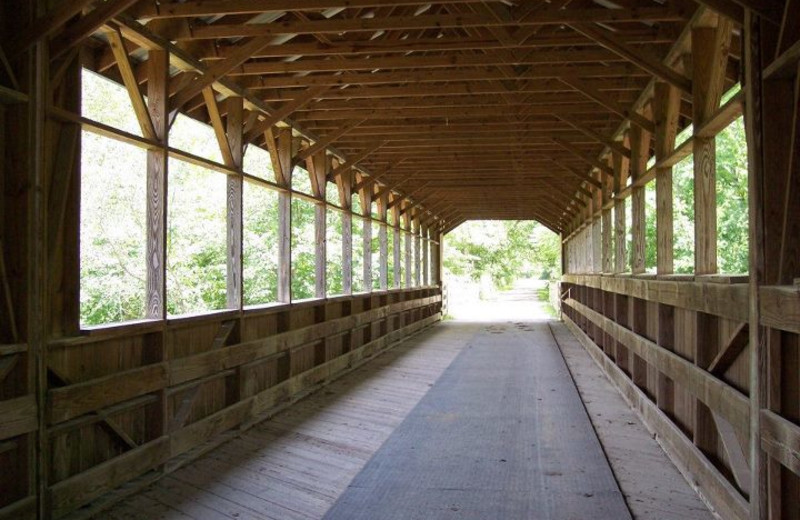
[104,323,471,520]
[550,321,716,520]
[104,284,715,520]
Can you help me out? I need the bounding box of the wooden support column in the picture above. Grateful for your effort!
[44,51,81,337]
[432,231,441,286]
[225,96,243,309]
[360,188,372,292]
[422,224,430,285]
[146,49,169,319]
[744,8,800,518]
[691,17,732,466]
[336,169,353,295]
[613,145,630,273]
[378,194,388,291]
[267,127,293,303]
[602,158,613,273]
[654,82,681,275]
[307,150,329,298]
[630,114,651,275]
[404,209,412,288]
[392,203,402,289]
[692,19,732,275]
[591,192,602,274]
[653,81,681,417]
[414,215,422,287]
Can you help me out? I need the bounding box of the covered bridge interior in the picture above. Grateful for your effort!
[1,0,799,518]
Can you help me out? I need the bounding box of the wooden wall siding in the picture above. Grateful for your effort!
[560,3,800,518]
[33,289,440,519]
[562,276,751,520]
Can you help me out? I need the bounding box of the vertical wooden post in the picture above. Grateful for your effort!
[336,169,352,295]
[360,188,372,292]
[225,96,243,309]
[653,81,681,417]
[690,17,732,465]
[404,208,412,288]
[32,26,50,519]
[422,223,430,285]
[268,127,293,303]
[743,13,766,517]
[414,215,422,287]
[46,50,81,338]
[602,159,613,273]
[591,188,601,274]
[630,115,651,275]
[307,150,328,299]
[378,194,388,291]
[432,230,441,286]
[146,49,169,319]
[613,146,629,273]
[392,202,401,288]
[654,82,680,275]
[744,7,800,517]
[692,19,732,275]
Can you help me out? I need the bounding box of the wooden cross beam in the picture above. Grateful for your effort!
[570,24,693,94]
[550,138,615,178]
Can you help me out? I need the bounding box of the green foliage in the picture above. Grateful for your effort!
[78,69,751,328]
[80,131,147,325]
[166,158,228,315]
[327,210,344,296]
[443,221,561,291]
[716,118,749,273]
[291,197,316,300]
[243,181,278,305]
[642,116,748,274]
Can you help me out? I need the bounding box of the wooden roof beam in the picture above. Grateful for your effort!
[327,141,387,181]
[569,23,693,94]
[5,0,95,57]
[550,138,615,178]
[229,49,621,75]
[130,0,497,19]
[49,0,141,60]
[163,8,690,40]
[169,35,291,112]
[559,76,656,133]
[293,118,367,164]
[244,85,330,142]
[242,64,646,89]
[553,113,632,159]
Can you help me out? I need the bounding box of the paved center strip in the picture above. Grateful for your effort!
[324,320,632,520]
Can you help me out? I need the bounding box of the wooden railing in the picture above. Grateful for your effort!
[562,274,800,520]
[561,274,752,520]
[0,288,441,519]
